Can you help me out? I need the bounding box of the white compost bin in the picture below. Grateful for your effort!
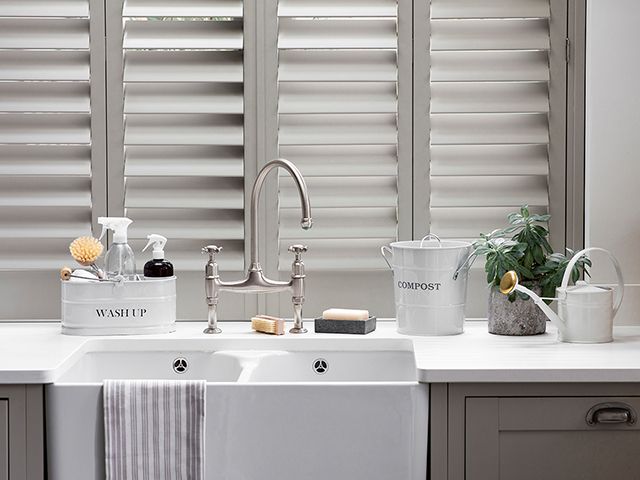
[382,235,472,336]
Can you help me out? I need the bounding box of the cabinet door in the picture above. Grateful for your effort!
[466,397,640,480]
[0,400,7,480]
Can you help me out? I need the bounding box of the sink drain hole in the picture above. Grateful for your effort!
[173,357,188,374]
[312,358,328,375]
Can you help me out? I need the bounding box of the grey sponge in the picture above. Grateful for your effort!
[314,316,377,334]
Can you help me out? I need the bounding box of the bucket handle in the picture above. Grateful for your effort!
[380,245,393,270]
[560,247,625,317]
[420,233,442,248]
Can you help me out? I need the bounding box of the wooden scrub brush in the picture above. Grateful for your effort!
[69,236,105,278]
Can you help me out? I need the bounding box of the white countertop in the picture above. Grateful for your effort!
[2,321,640,384]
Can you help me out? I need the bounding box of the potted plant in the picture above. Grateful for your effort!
[471,206,591,335]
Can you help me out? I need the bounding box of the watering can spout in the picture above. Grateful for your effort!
[499,271,565,331]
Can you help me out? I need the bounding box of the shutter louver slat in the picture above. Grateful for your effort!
[0,207,90,238]
[0,145,91,176]
[125,177,244,209]
[430,176,549,208]
[279,82,397,114]
[431,82,549,114]
[0,0,89,17]
[127,208,244,240]
[280,177,397,209]
[279,0,396,18]
[0,178,91,207]
[280,208,397,238]
[124,146,243,177]
[279,114,397,145]
[123,0,243,17]
[431,206,548,239]
[0,2,93,269]
[125,83,243,114]
[431,19,550,51]
[123,20,243,50]
[431,145,549,176]
[277,1,399,271]
[431,113,549,145]
[278,145,397,176]
[429,0,553,240]
[279,19,397,49]
[0,114,90,144]
[431,51,549,82]
[0,239,92,270]
[124,51,243,83]
[120,2,245,272]
[431,0,550,19]
[0,83,91,113]
[124,114,243,146]
[0,51,90,81]
[0,19,89,49]
[279,50,397,82]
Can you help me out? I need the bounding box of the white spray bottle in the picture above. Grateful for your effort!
[98,217,136,279]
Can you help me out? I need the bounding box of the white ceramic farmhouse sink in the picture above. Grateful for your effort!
[54,350,245,382]
[46,338,428,480]
[239,349,417,382]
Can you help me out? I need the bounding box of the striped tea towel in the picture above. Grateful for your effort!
[104,380,206,480]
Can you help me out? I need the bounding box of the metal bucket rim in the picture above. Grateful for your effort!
[389,240,472,250]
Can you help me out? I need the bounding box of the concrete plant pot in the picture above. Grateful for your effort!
[488,283,547,336]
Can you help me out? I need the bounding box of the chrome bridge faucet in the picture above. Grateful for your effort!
[202,159,312,334]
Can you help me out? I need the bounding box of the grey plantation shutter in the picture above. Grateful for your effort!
[427,0,565,241]
[0,0,103,270]
[275,0,406,272]
[423,0,567,316]
[0,0,570,320]
[109,0,245,273]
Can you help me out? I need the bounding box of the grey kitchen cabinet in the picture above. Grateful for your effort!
[429,383,640,480]
[0,386,44,480]
[1,400,7,480]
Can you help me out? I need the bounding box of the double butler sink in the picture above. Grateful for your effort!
[46,338,428,480]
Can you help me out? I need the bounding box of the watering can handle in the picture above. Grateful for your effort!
[561,247,625,316]
[380,246,393,270]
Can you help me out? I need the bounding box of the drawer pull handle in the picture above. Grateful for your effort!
[586,402,637,426]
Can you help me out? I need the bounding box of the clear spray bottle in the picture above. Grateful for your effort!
[98,217,136,279]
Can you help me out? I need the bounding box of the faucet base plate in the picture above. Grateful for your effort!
[203,327,222,334]
[289,326,308,334]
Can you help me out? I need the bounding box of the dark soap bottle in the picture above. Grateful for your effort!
[142,234,174,278]
[144,258,174,277]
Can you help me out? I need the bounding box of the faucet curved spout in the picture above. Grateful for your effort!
[250,158,312,271]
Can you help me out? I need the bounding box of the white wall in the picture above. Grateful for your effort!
[585,0,640,324]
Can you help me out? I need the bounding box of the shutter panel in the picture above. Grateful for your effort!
[429,0,555,240]
[0,0,96,269]
[276,0,401,271]
[115,0,245,272]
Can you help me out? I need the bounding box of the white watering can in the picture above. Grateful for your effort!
[499,247,624,343]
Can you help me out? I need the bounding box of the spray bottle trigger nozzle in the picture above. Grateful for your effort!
[142,234,168,259]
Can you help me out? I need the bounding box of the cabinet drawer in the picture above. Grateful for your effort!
[466,396,640,480]
[499,396,640,430]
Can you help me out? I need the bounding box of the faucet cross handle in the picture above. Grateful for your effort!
[202,245,222,259]
[288,244,308,258]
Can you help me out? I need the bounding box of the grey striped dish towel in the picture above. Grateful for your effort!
[104,380,206,480]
